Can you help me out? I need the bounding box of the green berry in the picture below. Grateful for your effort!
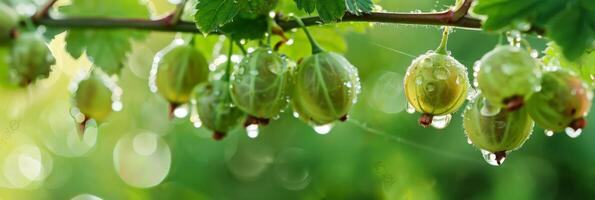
[74,71,115,122]
[230,47,290,119]
[403,51,470,125]
[526,69,592,133]
[463,94,534,165]
[192,80,245,140]
[0,3,18,45]
[9,32,55,86]
[291,52,360,125]
[154,43,209,105]
[477,45,541,110]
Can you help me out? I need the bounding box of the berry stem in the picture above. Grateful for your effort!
[223,38,234,83]
[435,26,450,55]
[234,40,247,55]
[292,16,324,54]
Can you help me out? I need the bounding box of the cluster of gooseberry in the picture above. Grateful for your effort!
[404,29,593,166]
[149,16,361,140]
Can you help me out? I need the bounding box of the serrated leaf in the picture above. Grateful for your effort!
[221,15,268,40]
[294,0,316,13]
[194,0,246,33]
[346,0,374,15]
[474,0,595,61]
[316,0,346,22]
[66,30,141,75]
[59,0,150,75]
[546,3,594,61]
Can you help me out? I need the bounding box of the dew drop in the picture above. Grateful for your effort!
[406,102,416,114]
[480,149,506,166]
[544,129,554,137]
[189,104,202,128]
[292,112,300,118]
[246,124,259,139]
[425,82,436,92]
[467,137,473,144]
[480,99,501,117]
[565,127,582,138]
[430,114,451,129]
[111,101,123,112]
[434,67,449,80]
[530,49,539,58]
[173,104,189,118]
[313,124,333,135]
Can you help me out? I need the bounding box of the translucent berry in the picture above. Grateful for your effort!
[73,70,117,123]
[291,17,360,126]
[230,47,290,121]
[192,80,245,140]
[9,32,55,86]
[152,41,209,108]
[0,3,18,45]
[477,45,541,110]
[404,28,470,127]
[526,69,592,133]
[463,94,534,166]
[292,51,360,125]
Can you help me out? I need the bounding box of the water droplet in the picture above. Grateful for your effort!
[530,49,539,58]
[425,82,436,92]
[415,75,423,85]
[292,112,300,118]
[480,99,501,117]
[467,137,473,144]
[406,102,416,114]
[173,104,189,118]
[565,127,582,138]
[111,101,123,112]
[480,149,506,166]
[246,124,259,139]
[545,129,554,137]
[430,114,451,129]
[313,124,333,135]
[434,67,449,80]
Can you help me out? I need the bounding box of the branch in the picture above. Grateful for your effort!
[32,0,58,22]
[33,0,482,33]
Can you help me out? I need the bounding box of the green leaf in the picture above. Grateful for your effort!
[546,3,594,60]
[474,0,595,61]
[292,0,347,22]
[59,0,150,75]
[194,0,247,33]
[221,15,268,40]
[346,0,374,15]
[278,27,347,60]
[294,0,316,13]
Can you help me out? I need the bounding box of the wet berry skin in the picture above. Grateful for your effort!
[291,52,360,125]
[193,80,245,138]
[463,94,533,154]
[526,70,592,132]
[404,51,469,117]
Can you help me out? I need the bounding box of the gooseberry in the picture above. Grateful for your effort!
[73,70,119,124]
[404,28,470,127]
[476,45,541,110]
[152,40,209,112]
[463,94,534,166]
[192,80,245,140]
[230,47,290,123]
[526,69,592,134]
[9,32,55,86]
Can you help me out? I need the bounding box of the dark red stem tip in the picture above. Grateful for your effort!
[503,95,524,112]
[168,103,180,119]
[243,116,270,127]
[494,151,507,165]
[213,132,226,141]
[419,113,433,127]
[570,117,587,130]
[339,115,348,122]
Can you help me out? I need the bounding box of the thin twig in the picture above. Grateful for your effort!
[33,0,482,33]
[32,0,58,22]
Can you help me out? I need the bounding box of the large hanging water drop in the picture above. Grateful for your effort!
[313,124,333,135]
[565,127,582,138]
[480,149,506,166]
[246,124,259,139]
[430,114,451,129]
[406,102,416,114]
[173,104,189,118]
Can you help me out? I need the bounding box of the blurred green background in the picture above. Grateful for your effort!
[0,0,593,199]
